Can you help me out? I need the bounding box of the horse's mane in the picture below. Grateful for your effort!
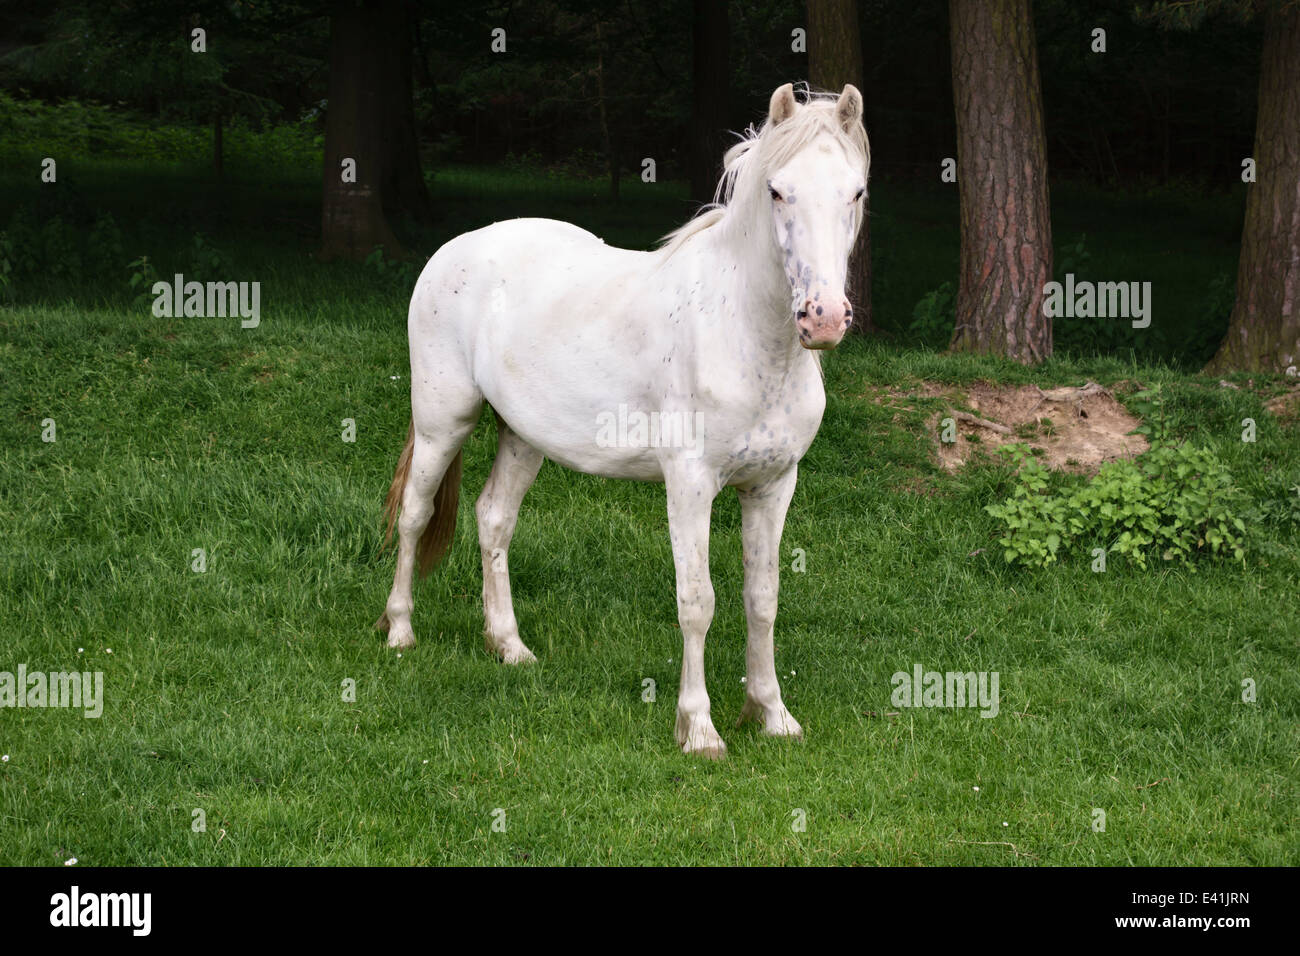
[658,85,870,259]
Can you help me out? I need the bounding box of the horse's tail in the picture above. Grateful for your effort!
[382,420,463,578]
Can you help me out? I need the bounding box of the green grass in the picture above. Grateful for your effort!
[1,289,1296,864]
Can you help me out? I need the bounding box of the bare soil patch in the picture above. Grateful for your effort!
[1264,384,1300,423]
[870,380,1149,474]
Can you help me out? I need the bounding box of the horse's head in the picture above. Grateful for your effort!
[763,83,869,350]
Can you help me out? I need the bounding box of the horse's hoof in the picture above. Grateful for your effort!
[677,713,727,759]
[386,630,416,650]
[683,738,727,760]
[765,712,804,740]
[492,637,537,665]
[738,698,804,739]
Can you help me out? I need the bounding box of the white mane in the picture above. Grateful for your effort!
[658,87,871,258]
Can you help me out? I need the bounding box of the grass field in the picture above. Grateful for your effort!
[1,157,1297,865]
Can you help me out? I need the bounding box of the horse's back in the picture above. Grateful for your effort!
[417,218,631,294]
[410,216,651,349]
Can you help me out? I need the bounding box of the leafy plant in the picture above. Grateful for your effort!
[985,438,1251,569]
[364,245,418,287]
[1127,383,1172,442]
[908,281,955,348]
[127,255,160,306]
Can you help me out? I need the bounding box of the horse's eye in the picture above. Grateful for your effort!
[769,186,783,202]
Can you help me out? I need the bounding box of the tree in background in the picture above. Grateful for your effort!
[807,0,874,333]
[378,0,433,226]
[1198,1,1300,374]
[948,0,1053,363]
[689,0,730,205]
[320,0,432,261]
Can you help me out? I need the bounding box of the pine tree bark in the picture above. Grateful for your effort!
[808,0,874,333]
[321,0,404,261]
[1206,4,1300,374]
[948,0,1053,363]
[689,0,730,206]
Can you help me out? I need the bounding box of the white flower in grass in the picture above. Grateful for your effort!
[972,786,980,792]
[105,648,112,654]
[64,857,78,866]
[1002,821,1009,827]
[77,648,83,654]
[1,755,8,762]
[740,677,746,684]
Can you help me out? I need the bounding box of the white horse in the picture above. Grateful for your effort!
[377,83,869,758]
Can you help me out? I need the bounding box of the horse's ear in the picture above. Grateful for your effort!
[769,83,797,126]
[835,84,864,131]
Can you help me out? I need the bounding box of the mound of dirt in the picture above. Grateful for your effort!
[873,381,1149,474]
[1264,386,1300,423]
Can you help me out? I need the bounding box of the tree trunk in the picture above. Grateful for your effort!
[808,0,874,334]
[1206,5,1300,375]
[689,0,729,206]
[948,0,1053,364]
[321,0,404,261]
[378,0,433,226]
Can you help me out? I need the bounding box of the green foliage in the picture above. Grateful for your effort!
[1243,467,1300,559]
[985,438,1253,569]
[187,233,226,283]
[36,216,81,281]
[0,90,321,171]
[1127,383,1173,442]
[1056,232,1092,276]
[2,206,133,289]
[126,254,159,306]
[86,211,124,278]
[364,246,420,289]
[907,281,955,348]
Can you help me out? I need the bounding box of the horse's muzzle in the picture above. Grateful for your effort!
[796,297,852,349]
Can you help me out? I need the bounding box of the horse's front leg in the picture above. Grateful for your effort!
[736,466,803,739]
[664,463,725,759]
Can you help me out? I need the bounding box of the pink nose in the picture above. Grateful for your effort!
[796,297,852,349]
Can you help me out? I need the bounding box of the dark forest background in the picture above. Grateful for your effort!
[0,0,1293,371]
[0,1,1263,188]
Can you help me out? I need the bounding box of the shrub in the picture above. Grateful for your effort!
[908,281,955,348]
[985,439,1251,569]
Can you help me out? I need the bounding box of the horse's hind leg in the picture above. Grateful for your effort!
[382,416,477,649]
[476,416,544,663]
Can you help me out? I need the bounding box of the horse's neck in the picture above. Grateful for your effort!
[699,225,806,372]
